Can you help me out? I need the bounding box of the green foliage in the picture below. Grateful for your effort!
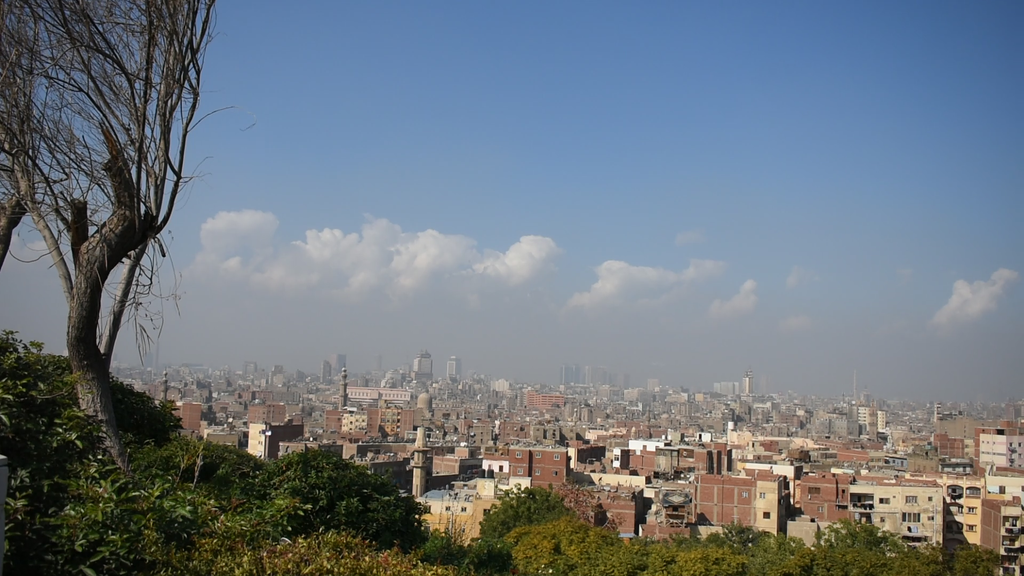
[168,531,459,576]
[477,486,572,541]
[950,544,1000,576]
[110,378,181,450]
[257,448,429,551]
[506,515,632,576]
[132,436,265,502]
[0,332,105,575]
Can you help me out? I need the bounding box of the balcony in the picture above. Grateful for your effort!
[1008,527,1023,536]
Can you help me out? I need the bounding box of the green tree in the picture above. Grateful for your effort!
[670,546,748,576]
[950,544,1000,576]
[506,516,634,576]
[257,449,428,551]
[477,486,572,541]
[747,533,814,576]
[133,436,265,502]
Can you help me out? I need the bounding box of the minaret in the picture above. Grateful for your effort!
[339,367,348,409]
[412,427,428,498]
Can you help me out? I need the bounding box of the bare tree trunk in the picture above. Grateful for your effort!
[0,196,26,272]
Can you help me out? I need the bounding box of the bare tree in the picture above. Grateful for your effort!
[0,0,216,469]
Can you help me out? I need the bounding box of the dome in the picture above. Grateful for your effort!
[417,392,433,411]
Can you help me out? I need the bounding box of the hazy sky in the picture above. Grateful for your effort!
[2,1,1022,400]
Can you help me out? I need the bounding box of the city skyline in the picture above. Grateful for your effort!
[0,2,1021,400]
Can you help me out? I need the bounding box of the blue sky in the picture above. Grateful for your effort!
[2,1,1022,398]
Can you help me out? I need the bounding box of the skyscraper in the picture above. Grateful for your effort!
[446,356,462,382]
[743,369,754,395]
[560,365,579,385]
[329,354,346,374]
[321,360,332,383]
[413,350,433,382]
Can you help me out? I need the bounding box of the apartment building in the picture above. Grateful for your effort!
[848,476,944,546]
[509,446,571,488]
[980,496,1022,576]
[693,473,787,534]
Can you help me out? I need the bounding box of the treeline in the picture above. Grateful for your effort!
[0,333,1002,576]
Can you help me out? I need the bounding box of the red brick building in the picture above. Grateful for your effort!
[794,473,853,522]
[248,402,287,424]
[175,402,203,431]
[366,407,415,438]
[509,446,571,487]
[525,390,566,410]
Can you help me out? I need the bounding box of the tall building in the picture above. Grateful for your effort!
[742,369,754,395]
[321,360,332,383]
[446,356,462,382]
[243,361,257,376]
[413,350,433,383]
[561,365,579,385]
[329,353,346,374]
[585,365,607,386]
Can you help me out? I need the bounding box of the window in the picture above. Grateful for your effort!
[763,512,771,519]
[818,506,825,513]
[966,487,981,497]
[516,468,524,475]
[878,497,891,505]
[515,451,522,458]
[499,465,504,473]
[483,509,491,516]
[554,454,561,460]
[460,507,467,513]
[741,491,749,498]
[927,496,933,502]
[905,496,918,504]
[967,507,977,514]
[759,492,767,499]
[966,524,977,532]
[552,470,559,476]
[902,512,921,523]
[535,469,541,476]
[535,452,542,459]
[808,487,822,495]
[445,506,451,512]
[927,515,934,521]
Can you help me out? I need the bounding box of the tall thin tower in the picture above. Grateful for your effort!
[853,370,858,403]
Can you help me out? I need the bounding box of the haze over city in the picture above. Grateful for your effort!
[1,1,1021,399]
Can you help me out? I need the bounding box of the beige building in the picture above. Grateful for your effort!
[419,478,501,539]
[341,411,368,433]
[849,476,944,546]
[906,472,985,546]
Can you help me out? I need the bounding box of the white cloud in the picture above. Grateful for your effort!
[780,314,812,333]
[675,229,706,246]
[472,236,563,285]
[709,279,758,319]
[566,258,726,309]
[930,268,1018,328]
[786,265,818,289]
[190,211,560,299]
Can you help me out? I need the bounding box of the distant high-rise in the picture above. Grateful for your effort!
[413,350,433,382]
[243,361,258,376]
[560,364,580,385]
[446,356,462,382]
[321,360,332,383]
[743,369,754,395]
[585,366,607,386]
[374,354,383,372]
[329,354,346,374]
